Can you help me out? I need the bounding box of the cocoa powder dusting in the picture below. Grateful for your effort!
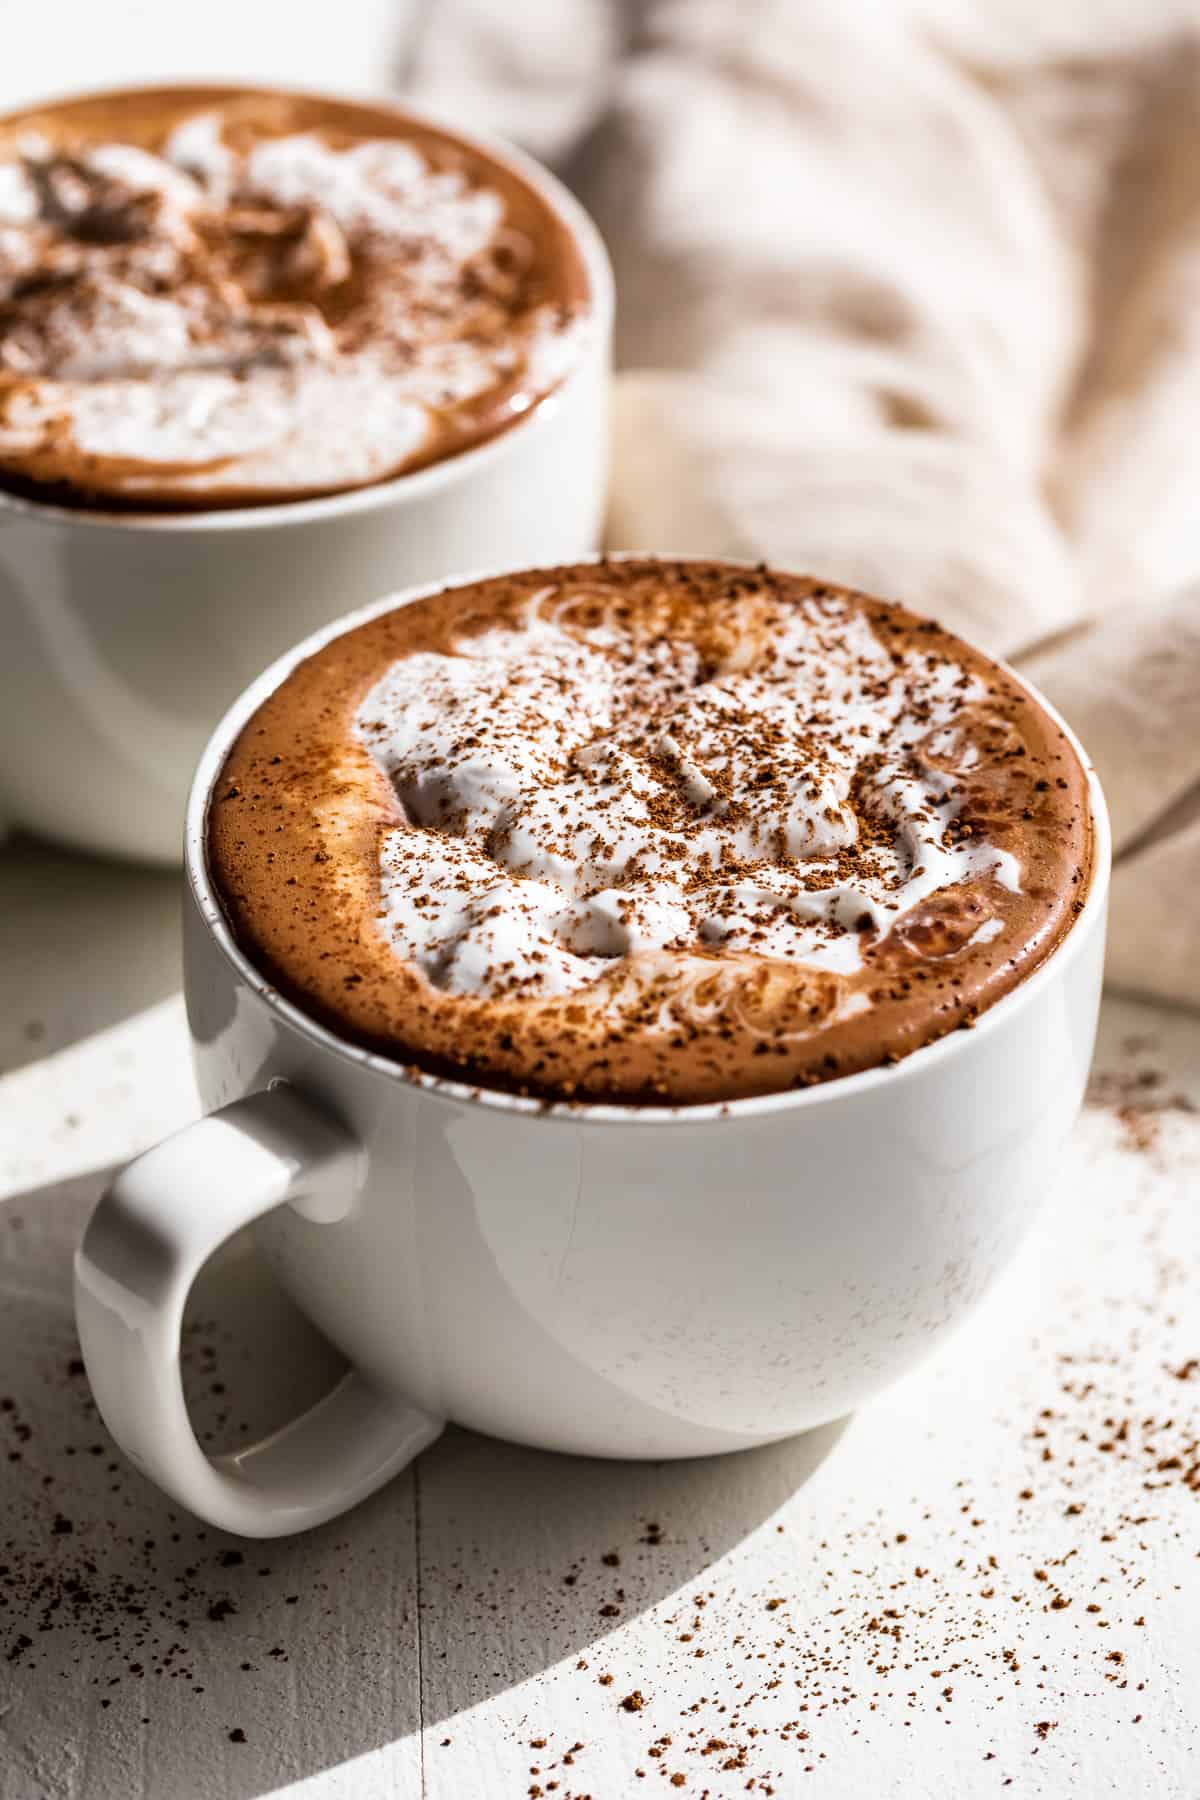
[1086,1052,1197,1157]
[0,1311,324,1742]
[446,1028,1197,1793]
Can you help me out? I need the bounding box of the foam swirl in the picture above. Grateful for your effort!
[357,589,1021,1000]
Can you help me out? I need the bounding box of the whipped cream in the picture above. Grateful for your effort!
[0,108,586,501]
[356,588,1020,1000]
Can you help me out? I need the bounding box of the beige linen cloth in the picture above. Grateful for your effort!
[407,0,1200,1009]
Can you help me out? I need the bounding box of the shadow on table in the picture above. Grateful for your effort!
[410,1413,848,1725]
[0,1161,847,1800]
[0,835,181,1072]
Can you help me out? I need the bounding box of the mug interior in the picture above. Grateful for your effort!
[0,83,614,537]
[185,556,1113,1128]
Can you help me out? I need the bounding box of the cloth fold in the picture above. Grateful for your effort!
[408,0,1200,1010]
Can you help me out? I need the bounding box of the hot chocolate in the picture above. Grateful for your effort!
[0,86,589,510]
[208,560,1094,1104]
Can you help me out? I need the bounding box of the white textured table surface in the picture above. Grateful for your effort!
[0,836,1197,1800]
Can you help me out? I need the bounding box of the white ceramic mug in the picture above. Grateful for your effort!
[73,577,1112,1538]
[0,106,612,865]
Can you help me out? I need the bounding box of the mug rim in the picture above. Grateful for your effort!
[185,554,1113,1128]
[0,81,614,537]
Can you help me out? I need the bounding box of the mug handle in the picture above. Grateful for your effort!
[73,1083,443,1538]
